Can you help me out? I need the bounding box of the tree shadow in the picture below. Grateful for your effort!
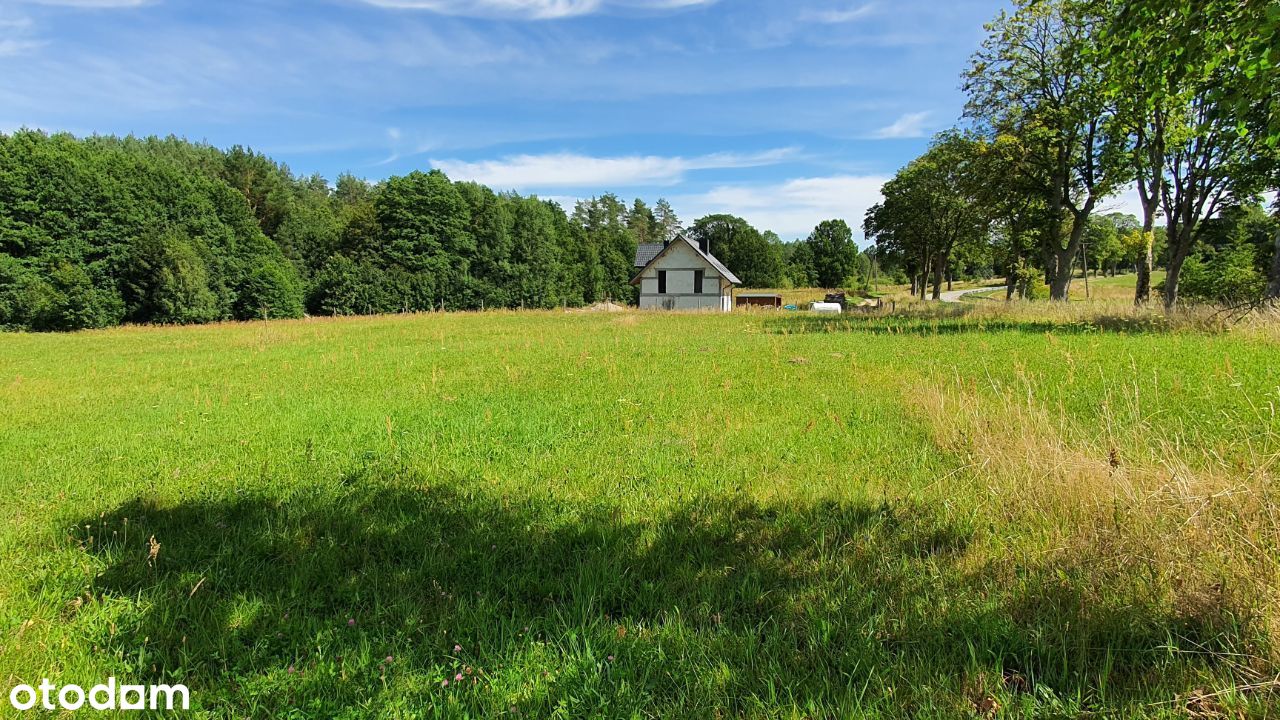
[58,472,1258,716]
[764,310,1187,337]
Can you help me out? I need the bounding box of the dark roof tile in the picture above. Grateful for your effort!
[634,243,664,268]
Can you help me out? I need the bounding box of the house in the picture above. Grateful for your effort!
[631,233,740,311]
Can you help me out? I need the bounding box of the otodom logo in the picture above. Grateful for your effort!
[8,678,190,712]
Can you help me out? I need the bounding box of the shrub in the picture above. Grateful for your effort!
[121,232,222,324]
[235,260,305,320]
[1010,260,1049,300]
[41,261,126,331]
[308,255,397,316]
[1177,244,1266,304]
[0,256,123,331]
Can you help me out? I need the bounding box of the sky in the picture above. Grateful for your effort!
[0,0,1144,239]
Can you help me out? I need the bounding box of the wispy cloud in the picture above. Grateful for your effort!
[431,148,797,189]
[873,111,929,139]
[801,3,877,24]
[0,9,41,57]
[673,174,887,239]
[352,0,716,20]
[21,0,155,7]
[0,39,44,56]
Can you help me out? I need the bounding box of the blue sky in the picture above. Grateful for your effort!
[0,0,1033,239]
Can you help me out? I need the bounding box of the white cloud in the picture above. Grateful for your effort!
[0,39,43,56]
[431,148,796,189]
[1099,184,1278,223]
[0,9,41,57]
[352,0,715,20]
[802,3,877,24]
[672,175,888,239]
[873,111,930,139]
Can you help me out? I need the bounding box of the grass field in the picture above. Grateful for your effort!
[961,273,1167,304]
[2,302,1279,718]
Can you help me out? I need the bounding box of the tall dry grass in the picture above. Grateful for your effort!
[904,350,1280,680]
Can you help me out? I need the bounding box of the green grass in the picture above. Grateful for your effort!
[2,308,1278,717]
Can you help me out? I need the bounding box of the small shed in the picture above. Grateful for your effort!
[735,293,784,309]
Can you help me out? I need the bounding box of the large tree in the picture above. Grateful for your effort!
[686,214,785,288]
[1105,0,1279,304]
[964,0,1128,300]
[865,133,992,300]
[805,219,858,290]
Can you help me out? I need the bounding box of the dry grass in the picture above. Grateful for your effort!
[905,361,1280,678]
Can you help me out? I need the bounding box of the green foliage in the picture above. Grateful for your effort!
[1174,244,1267,305]
[805,219,858,288]
[235,260,305,320]
[121,231,223,325]
[1009,259,1050,300]
[0,256,124,331]
[965,0,1130,299]
[687,214,785,288]
[865,132,992,295]
[0,130,300,330]
[1,131,746,330]
[308,255,393,316]
[783,239,820,288]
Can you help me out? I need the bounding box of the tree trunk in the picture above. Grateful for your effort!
[1132,113,1163,305]
[1162,223,1194,310]
[1164,255,1184,309]
[1080,242,1090,299]
[931,255,944,301]
[1049,245,1076,301]
[1049,202,1096,301]
[1266,225,1280,300]
[1135,244,1153,305]
[919,251,930,300]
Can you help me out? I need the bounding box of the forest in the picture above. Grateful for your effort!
[0,131,863,331]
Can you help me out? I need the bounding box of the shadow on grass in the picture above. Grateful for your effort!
[764,309,1184,337]
[61,470,1254,717]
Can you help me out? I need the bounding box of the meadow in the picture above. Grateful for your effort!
[1,301,1279,718]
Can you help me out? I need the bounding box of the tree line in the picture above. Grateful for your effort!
[866,0,1280,307]
[0,130,865,331]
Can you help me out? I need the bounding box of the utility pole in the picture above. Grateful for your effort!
[1081,240,1091,299]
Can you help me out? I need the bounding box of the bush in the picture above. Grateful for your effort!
[121,232,223,324]
[308,255,397,316]
[41,261,126,331]
[1177,244,1266,304]
[1024,281,1051,301]
[235,260,305,320]
[0,256,123,331]
[1010,261,1049,300]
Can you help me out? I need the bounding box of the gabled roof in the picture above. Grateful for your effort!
[629,234,742,286]
[634,243,664,268]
